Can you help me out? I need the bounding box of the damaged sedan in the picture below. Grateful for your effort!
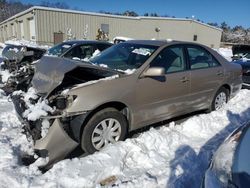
[12,40,242,167]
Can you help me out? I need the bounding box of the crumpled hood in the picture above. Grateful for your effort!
[32,56,117,96]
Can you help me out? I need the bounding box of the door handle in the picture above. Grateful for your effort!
[180,77,189,83]
[217,71,224,76]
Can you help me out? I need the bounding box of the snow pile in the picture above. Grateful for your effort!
[217,48,233,61]
[0,89,250,187]
[23,99,54,121]
[13,87,54,121]
[5,39,50,50]
[0,94,42,188]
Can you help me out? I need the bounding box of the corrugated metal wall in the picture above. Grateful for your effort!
[35,9,221,48]
[0,11,35,42]
[0,7,222,48]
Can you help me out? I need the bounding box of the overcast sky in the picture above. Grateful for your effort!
[21,0,250,28]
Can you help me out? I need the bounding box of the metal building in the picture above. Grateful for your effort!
[0,6,222,48]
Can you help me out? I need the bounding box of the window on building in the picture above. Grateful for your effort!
[101,24,109,34]
[11,23,15,37]
[193,35,198,41]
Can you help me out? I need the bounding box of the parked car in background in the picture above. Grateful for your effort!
[1,41,112,94]
[46,40,113,60]
[0,44,46,93]
[202,122,250,188]
[12,40,242,167]
[0,44,46,72]
[231,45,250,88]
[232,45,250,61]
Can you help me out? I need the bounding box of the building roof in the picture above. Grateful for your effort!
[0,6,222,32]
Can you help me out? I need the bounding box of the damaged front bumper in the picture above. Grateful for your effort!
[11,94,89,167]
[34,118,79,166]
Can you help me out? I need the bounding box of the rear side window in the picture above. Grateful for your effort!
[64,45,94,60]
[187,46,220,70]
[150,46,185,74]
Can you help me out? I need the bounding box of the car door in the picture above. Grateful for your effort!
[186,45,225,110]
[134,45,191,127]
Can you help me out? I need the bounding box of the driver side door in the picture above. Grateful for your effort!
[134,45,191,127]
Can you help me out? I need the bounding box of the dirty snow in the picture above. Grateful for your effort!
[0,87,250,187]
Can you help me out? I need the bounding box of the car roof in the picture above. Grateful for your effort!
[124,40,204,47]
[61,40,112,45]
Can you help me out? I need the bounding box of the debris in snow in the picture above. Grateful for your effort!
[99,175,117,186]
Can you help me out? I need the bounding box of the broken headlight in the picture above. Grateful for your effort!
[54,95,77,110]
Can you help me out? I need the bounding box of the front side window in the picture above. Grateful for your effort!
[187,46,220,69]
[150,46,185,74]
[89,43,158,71]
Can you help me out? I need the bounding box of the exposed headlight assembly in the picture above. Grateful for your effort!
[55,95,77,110]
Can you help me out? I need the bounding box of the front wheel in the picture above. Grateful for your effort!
[81,108,128,154]
[210,87,229,111]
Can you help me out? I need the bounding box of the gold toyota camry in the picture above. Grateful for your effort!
[12,40,242,166]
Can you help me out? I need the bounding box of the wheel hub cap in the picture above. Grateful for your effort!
[91,118,122,150]
[215,92,227,110]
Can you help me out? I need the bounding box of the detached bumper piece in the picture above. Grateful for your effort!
[35,118,78,167]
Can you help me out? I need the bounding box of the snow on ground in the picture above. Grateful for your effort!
[1,88,250,187]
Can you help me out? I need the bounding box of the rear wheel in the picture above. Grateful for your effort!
[81,108,128,154]
[210,87,229,111]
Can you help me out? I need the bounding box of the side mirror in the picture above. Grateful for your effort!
[142,67,165,77]
[23,51,34,57]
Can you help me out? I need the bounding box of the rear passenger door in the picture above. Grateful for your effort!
[186,45,224,109]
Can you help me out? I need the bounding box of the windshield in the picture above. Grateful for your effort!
[89,43,158,71]
[47,43,74,57]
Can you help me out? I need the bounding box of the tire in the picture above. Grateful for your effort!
[209,87,229,112]
[81,108,128,154]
